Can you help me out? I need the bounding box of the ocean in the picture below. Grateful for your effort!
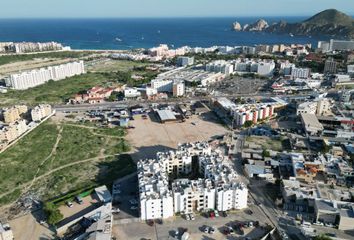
[0,17,328,50]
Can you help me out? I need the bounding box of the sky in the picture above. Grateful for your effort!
[1,0,354,18]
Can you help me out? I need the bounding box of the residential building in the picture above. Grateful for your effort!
[172,81,185,97]
[300,113,324,136]
[6,61,85,90]
[177,56,194,67]
[2,107,20,123]
[31,104,52,122]
[291,67,311,79]
[324,58,337,74]
[138,142,248,220]
[206,60,234,75]
[257,62,275,76]
[124,88,141,98]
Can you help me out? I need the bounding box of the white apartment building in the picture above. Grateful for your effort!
[280,61,296,76]
[138,142,248,220]
[177,56,194,67]
[206,60,234,76]
[31,104,52,122]
[296,98,331,116]
[124,88,141,98]
[151,79,174,92]
[6,61,85,90]
[172,81,185,97]
[257,62,275,76]
[291,67,311,79]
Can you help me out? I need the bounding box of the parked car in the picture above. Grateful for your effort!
[220,211,227,217]
[214,210,219,217]
[66,201,73,208]
[209,227,215,234]
[130,206,138,210]
[203,226,209,233]
[75,196,83,204]
[185,214,191,221]
[146,220,154,226]
[190,214,195,221]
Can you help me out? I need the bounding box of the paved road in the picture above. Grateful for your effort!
[53,93,311,112]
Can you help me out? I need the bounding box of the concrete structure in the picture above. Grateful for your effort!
[138,142,248,220]
[172,81,185,97]
[324,58,337,74]
[177,56,194,67]
[0,41,65,53]
[300,113,323,136]
[296,99,331,116]
[124,88,141,99]
[2,107,21,123]
[5,61,85,90]
[291,67,311,79]
[31,104,52,122]
[206,60,234,76]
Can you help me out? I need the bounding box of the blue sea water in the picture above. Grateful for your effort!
[0,18,328,50]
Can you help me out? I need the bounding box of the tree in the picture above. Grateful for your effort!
[44,202,63,225]
[262,149,270,158]
[314,235,332,240]
[243,121,253,128]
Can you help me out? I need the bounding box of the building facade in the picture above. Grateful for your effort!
[138,142,248,220]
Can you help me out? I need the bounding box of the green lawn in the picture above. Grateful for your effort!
[0,120,133,206]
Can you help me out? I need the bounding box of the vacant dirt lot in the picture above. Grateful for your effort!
[126,112,228,161]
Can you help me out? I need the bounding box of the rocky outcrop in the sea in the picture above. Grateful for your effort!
[232,21,242,31]
[243,19,269,31]
[233,9,354,39]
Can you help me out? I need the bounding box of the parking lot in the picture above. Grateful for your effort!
[126,111,228,161]
[211,77,270,95]
[112,202,272,240]
[112,173,140,220]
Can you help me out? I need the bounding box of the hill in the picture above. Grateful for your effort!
[234,9,354,39]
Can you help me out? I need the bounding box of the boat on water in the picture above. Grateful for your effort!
[289,33,294,37]
[115,37,122,42]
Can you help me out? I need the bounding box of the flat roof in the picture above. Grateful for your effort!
[95,185,112,203]
[156,109,176,121]
[301,113,323,131]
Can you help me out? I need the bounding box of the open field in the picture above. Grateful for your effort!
[0,119,133,207]
[0,59,154,107]
[86,59,149,72]
[245,136,283,151]
[126,112,228,161]
[0,51,95,66]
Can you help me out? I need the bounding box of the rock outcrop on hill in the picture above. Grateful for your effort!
[233,9,354,39]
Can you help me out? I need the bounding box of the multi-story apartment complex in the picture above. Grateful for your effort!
[0,119,28,144]
[291,67,311,79]
[2,107,21,124]
[138,142,248,220]
[31,104,52,122]
[206,60,234,76]
[177,56,194,67]
[234,105,274,126]
[0,41,65,53]
[296,98,331,116]
[318,39,354,52]
[6,61,85,90]
[324,58,337,74]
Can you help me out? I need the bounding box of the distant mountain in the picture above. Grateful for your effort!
[233,9,354,38]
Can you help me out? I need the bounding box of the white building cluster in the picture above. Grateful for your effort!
[0,41,66,53]
[31,104,53,122]
[205,59,275,77]
[138,142,248,220]
[5,61,85,90]
[214,97,287,126]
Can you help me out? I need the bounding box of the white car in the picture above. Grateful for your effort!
[190,214,195,220]
[185,214,191,220]
[112,208,120,213]
[130,206,138,210]
[204,226,209,233]
[313,222,324,226]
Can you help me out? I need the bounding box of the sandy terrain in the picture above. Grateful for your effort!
[0,58,73,76]
[126,112,228,161]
